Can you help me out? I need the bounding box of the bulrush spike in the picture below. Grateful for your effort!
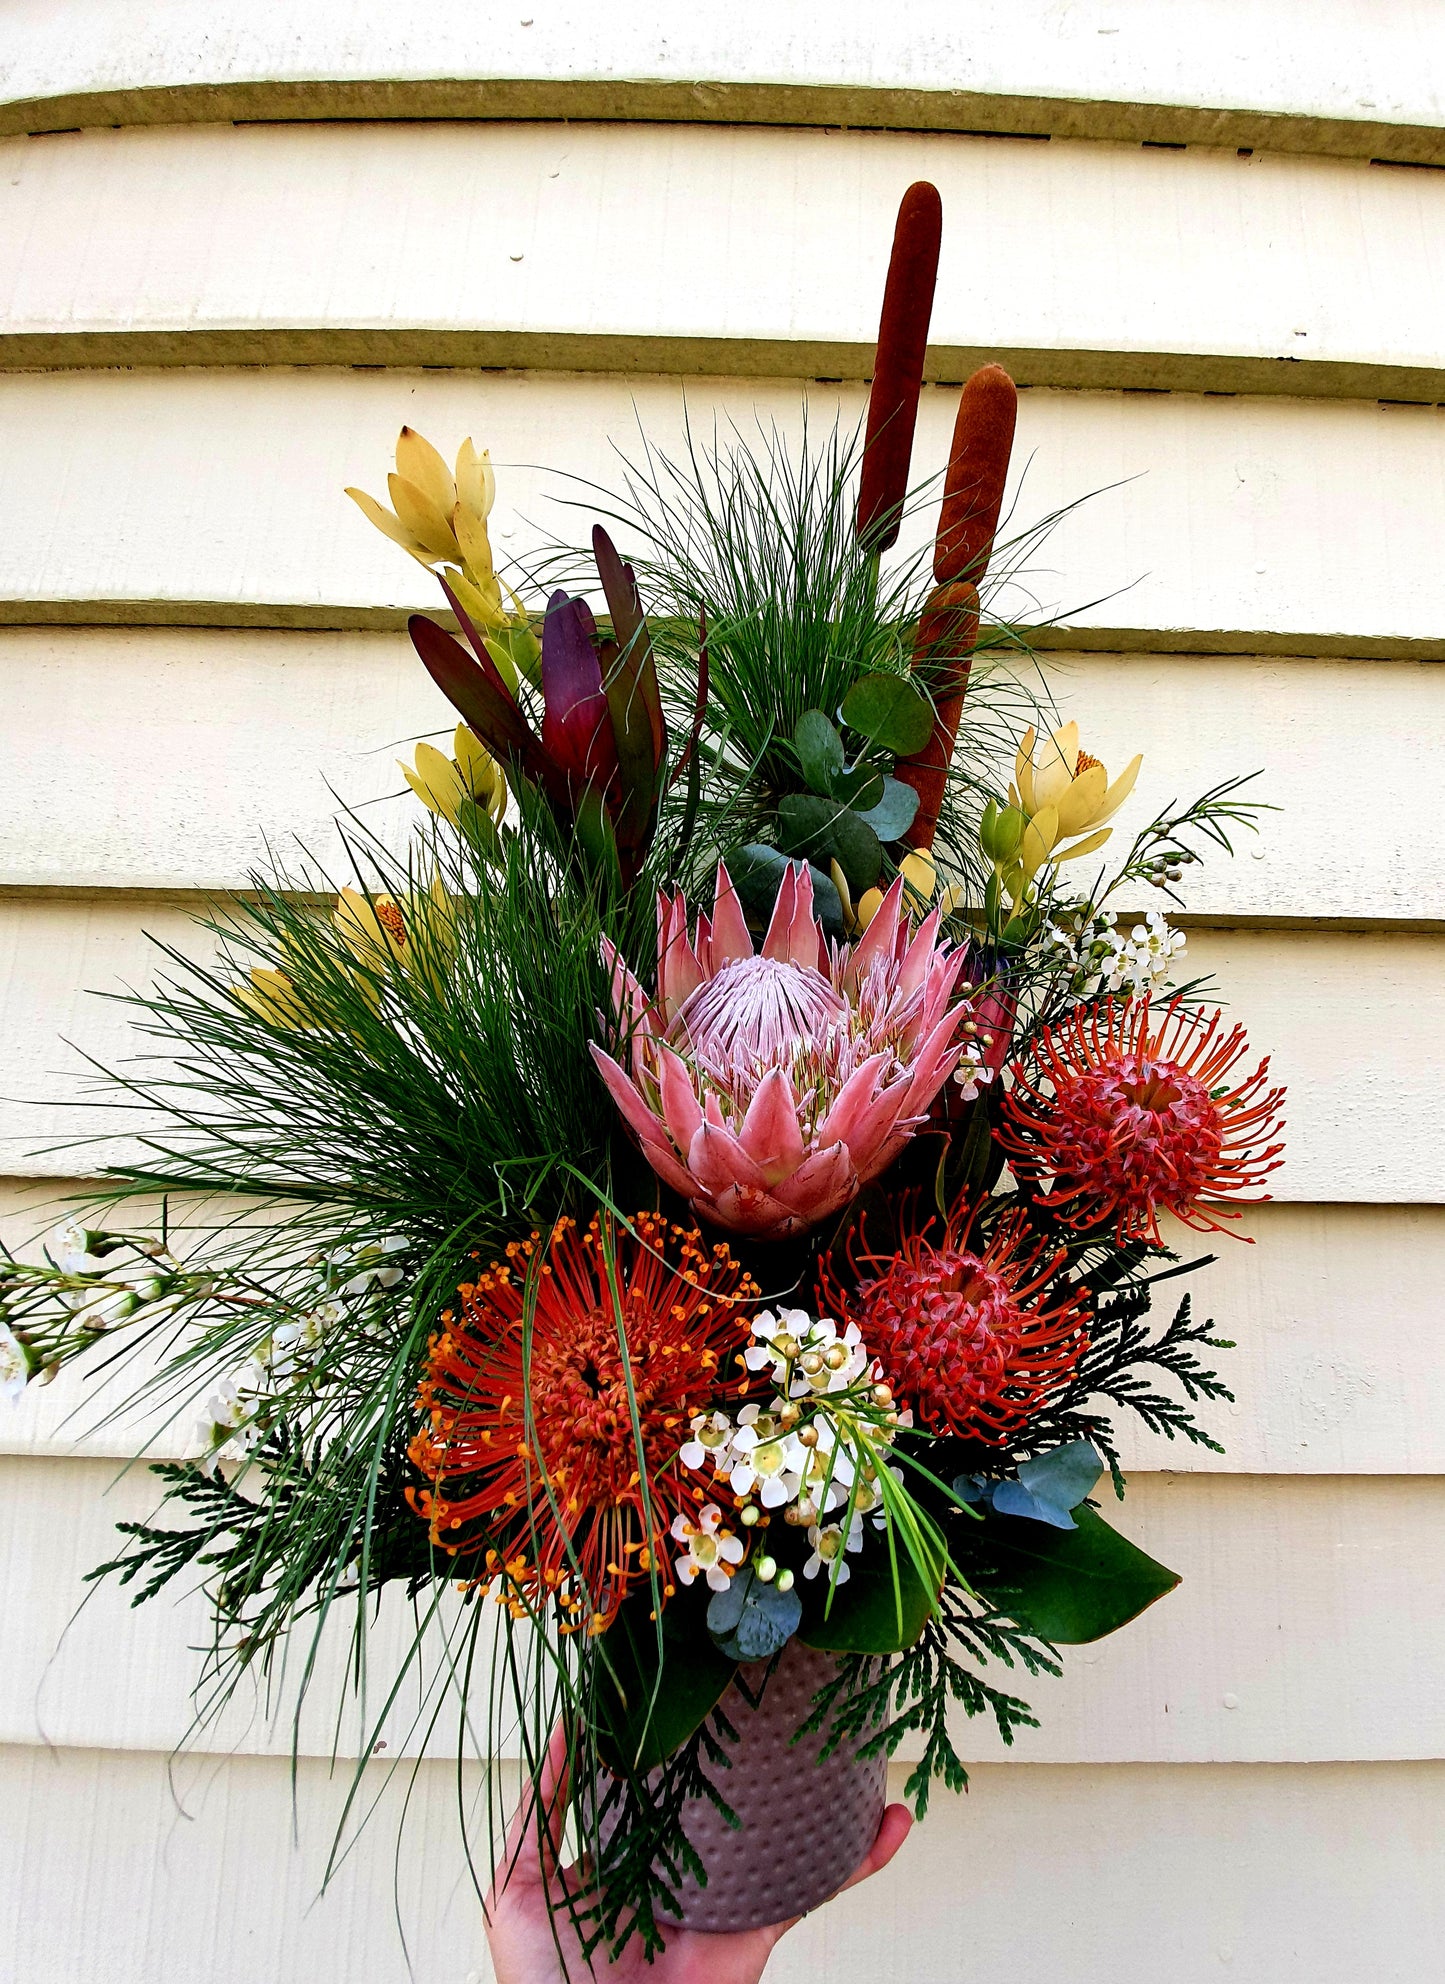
[893,581,980,852]
[855,181,943,553]
[934,363,1018,586]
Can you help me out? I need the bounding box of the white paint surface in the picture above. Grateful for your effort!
[3,1745,1442,1984]
[3,1457,1441,1766]
[1,631,1439,924]
[3,368,1445,648]
[3,123,1445,381]
[3,0,1444,133]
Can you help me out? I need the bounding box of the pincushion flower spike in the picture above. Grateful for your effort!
[1000,996,1287,1245]
[820,1201,1092,1443]
[590,860,970,1239]
[408,1212,758,1635]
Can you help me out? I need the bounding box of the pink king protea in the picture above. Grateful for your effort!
[589,862,969,1239]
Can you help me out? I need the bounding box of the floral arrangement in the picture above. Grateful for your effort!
[2,183,1284,1957]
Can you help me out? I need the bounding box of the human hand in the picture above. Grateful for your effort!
[484,1726,912,1983]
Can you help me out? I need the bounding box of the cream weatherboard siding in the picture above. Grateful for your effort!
[1,10,1442,1982]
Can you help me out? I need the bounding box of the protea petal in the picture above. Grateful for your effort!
[589,1043,667,1144]
[687,1118,774,1198]
[736,1067,807,1184]
[593,858,973,1238]
[709,862,754,967]
[770,1143,856,1218]
[656,1045,705,1152]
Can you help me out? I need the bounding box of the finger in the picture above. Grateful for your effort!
[837,1802,913,1894]
[499,1722,572,1889]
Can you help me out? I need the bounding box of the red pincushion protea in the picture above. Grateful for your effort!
[1000,998,1286,1245]
[407,1212,757,1634]
[818,1203,1089,1443]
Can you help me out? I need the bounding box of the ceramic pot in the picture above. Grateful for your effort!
[666,1637,887,1933]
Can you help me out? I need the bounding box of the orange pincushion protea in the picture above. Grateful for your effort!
[819,1202,1089,1443]
[407,1212,757,1633]
[999,998,1285,1245]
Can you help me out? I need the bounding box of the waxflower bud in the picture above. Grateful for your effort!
[775,1568,796,1594]
[754,1555,777,1583]
[739,1503,760,1526]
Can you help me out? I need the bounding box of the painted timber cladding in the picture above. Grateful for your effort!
[0,10,1442,1981]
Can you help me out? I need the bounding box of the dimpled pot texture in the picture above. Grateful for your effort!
[672,1638,888,1932]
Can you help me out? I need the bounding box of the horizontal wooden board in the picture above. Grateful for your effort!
[4,0,1445,165]
[3,367,1445,654]
[1,628,1439,927]
[5,124,1445,398]
[0,899,1436,1200]
[3,1743,1441,1984]
[6,1189,1443,1477]
[2,1459,1441,1765]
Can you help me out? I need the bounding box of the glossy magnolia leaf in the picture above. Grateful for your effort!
[797,1546,935,1654]
[964,1503,1180,1645]
[840,672,935,757]
[855,775,922,843]
[729,842,846,939]
[793,709,846,795]
[776,795,885,894]
[597,1595,737,1774]
[708,1563,803,1662]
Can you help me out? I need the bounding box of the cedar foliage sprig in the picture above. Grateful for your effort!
[797,1594,1060,1817]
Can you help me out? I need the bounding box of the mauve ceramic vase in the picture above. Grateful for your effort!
[666,1638,887,1933]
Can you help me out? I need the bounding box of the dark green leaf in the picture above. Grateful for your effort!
[855,776,921,843]
[729,843,845,939]
[964,1503,1180,1645]
[792,709,846,795]
[797,1545,935,1654]
[708,1564,803,1661]
[840,672,935,756]
[829,765,887,811]
[596,1594,737,1774]
[776,795,884,894]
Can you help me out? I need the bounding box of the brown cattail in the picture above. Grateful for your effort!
[894,581,980,851]
[934,364,1018,586]
[855,181,943,552]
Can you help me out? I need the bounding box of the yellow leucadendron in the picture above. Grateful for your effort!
[400,724,509,831]
[1012,721,1142,881]
[345,428,541,689]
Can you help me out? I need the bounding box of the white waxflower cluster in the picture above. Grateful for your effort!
[1048,908,1185,1000]
[0,1321,27,1404]
[195,1235,408,1471]
[679,1308,904,1588]
[1,1224,192,1408]
[50,1223,187,1330]
[195,1299,343,1471]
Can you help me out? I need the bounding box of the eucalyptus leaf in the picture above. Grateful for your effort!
[840,672,935,756]
[855,776,921,843]
[963,1503,1181,1645]
[708,1564,803,1662]
[729,843,845,939]
[793,709,846,795]
[827,763,887,810]
[1016,1441,1104,1512]
[776,795,884,894]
